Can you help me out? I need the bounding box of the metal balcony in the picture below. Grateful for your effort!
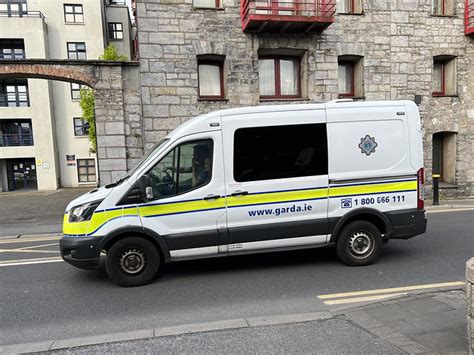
[241,0,335,33]
[466,0,474,35]
[0,134,34,147]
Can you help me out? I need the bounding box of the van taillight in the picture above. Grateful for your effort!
[417,168,424,210]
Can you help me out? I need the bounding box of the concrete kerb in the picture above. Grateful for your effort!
[0,285,466,354]
[0,312,334,353]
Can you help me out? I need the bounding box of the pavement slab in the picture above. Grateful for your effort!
[49,318,406,355]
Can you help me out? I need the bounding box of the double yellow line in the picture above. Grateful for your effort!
[317,281,465,305]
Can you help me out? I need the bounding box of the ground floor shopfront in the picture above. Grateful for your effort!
[0,156,97,192]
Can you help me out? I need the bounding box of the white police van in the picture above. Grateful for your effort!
[60,100,427,286]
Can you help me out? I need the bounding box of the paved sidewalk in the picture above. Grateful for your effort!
[0,188,90,237]
[425,198,474,212]
[4,288,466,354]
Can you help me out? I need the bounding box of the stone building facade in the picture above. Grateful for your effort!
[135,0,474,197]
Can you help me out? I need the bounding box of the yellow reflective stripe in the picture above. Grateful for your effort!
[63,211,109,236]
[63,207,139,236]
[227,188,328,208]
[139,199,225,217]
[329,181,417,197]
[62,180,418,235]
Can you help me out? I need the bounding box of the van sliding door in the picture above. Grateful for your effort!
[222,109,329,253]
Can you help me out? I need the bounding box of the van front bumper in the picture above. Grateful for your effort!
[60,236,104,270]
[386,209,427,240]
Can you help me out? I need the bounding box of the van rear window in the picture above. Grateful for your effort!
[234,123,328,182]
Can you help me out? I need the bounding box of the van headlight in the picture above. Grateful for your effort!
[68,201,102,223]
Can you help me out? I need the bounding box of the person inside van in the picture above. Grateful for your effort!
[190,144,211,187]
[163,143,212,188]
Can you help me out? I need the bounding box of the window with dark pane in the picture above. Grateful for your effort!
[108,22,124,40]
[234,124,328,182]
[0,39,25,59]
[73,118,90,136]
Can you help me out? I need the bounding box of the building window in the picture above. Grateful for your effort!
[67,42,87,60]
[197,56,225,100]
[64,4,84,23]
[110,0,126,4]
[77,159,96,183]
[108,22,124,40]
[338,0,363,14]
[432,132,456,185]
[193,0,220,8]
[0,80,29,107]
[432,0,454,16]
[0,119,33,147]
[234,124,327,182]
[0,0,28,16]
[0,39,25,59]
[433,56,456,96]
[73,118,90,136]
[338,55,363,98]
[70,83,83,100]
[259,56,300,99]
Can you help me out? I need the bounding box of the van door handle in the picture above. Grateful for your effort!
[230,190,248,197]
[203,194,221,200]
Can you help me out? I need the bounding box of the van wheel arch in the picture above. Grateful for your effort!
[330,208,392,243]
[99,227,170,262]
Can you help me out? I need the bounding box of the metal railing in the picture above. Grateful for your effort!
[0,11,45,19]
[466,0,474,34]
[241,0,335,21]
[0,134,34,147]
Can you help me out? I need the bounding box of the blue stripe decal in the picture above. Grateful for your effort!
[329,178,417,188]
[226,186,327,198]
[228,196,327,209]
[330,189,417,199]
[143,206,226,218]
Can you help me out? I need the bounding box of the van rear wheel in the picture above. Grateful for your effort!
[336,221,382,266]
[105,237,160,287]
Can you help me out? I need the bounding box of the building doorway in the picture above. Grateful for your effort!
[432,131,456,186]
[6,158,37,190]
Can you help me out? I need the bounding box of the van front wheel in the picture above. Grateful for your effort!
[105,237,160,287]
[336,221,382,266]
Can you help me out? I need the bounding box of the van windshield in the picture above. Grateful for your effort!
[128,138,170,177]
[106,138,169,188]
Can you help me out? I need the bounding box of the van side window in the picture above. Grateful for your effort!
[234,124,327,182]
[148,139,213,199]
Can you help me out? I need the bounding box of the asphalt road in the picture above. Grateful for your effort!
[1,210,473,347]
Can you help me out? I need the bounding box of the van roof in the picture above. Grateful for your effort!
[217,100,411,117]
[167,100,414,139]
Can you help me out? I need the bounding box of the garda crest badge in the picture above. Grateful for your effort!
[358,135,378,156]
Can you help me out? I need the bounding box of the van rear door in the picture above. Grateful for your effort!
[222,109,329,253]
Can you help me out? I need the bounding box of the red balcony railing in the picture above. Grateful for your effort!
[241,0,335,33]
[466,0,474,35]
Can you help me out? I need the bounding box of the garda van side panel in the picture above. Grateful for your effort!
[326,106,418,220]
[326,106,412,179]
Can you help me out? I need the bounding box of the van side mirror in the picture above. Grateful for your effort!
[138,174,153,200]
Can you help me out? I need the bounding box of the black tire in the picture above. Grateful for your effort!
[105,237,160,287]
[336,221,382,266]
